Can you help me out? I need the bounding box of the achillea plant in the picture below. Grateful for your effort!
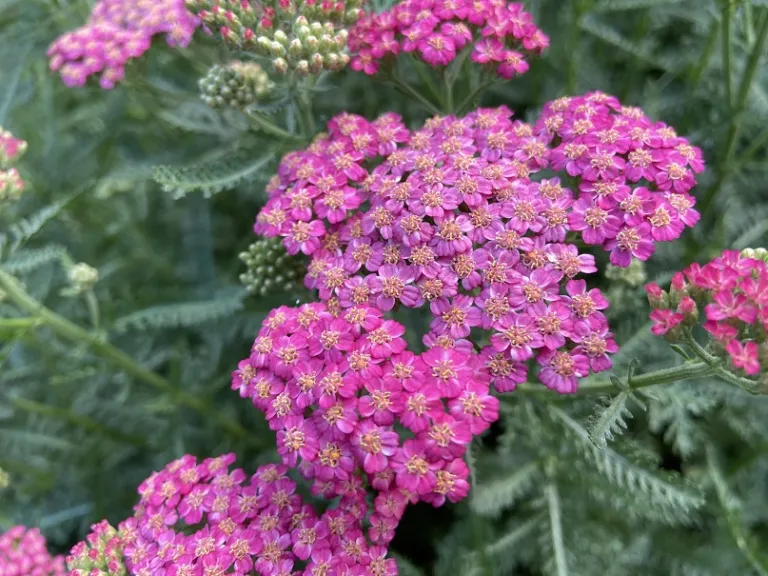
[0,127,26,204]
[0,526,66,576]
[47,0,199,88]
[349,0,548,77]
[186,0,365,75]
[7,0,768,575]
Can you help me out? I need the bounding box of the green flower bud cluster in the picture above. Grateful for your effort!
[185,0,363,75]
[68,262,99,295]
[65,520,127,576]
[605,258,647,287]
[239,237,306,297]
[0,127,27,205]
[199,60,274,109]
[740,247,768,264]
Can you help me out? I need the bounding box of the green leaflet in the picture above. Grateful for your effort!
[552,407,705,518]
[2,245,67,274]
[153,150,275,199]
[470,461,542,517]
[587,391,642,449]
[113,289,247,332]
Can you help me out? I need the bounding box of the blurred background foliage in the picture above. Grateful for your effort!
[1,0,768,574]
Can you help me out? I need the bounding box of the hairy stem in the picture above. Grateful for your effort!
[0,268,257,443]
[246,109,303,141]
[699,8,768,218]
[389,77,441,115]
[518,359,718,395]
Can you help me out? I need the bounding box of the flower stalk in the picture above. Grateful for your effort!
[0,268,258,444]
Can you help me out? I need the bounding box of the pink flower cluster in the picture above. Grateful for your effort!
[233,302,497,535]
[48,0,200,89]
[536,93,703,266]
[349,0,548,77]
[0,526,66,576]
[66,520,127,576]
[254,100,665,392]
[0,127,26,201]
[646,250,768,377]
[109,453,398,576]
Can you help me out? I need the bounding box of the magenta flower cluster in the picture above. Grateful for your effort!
[646,250,768,377]
[48,0,200,89]
[233,302,497,532]
[536,93,703,266]
[0,127,26,200]
[104,453,399,576]
[0,526,66,576]
[254,98,689,392]
[349,0,548,77]
[67,520,127,576]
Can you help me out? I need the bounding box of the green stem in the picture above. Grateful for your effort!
[299,77,317,138]
[246,109,303,141]
[455,78,500,116]
[84,290,100,330]
[0,317,39,330]
[8,396,146,447]
[517,360,718,395]
[700,8,768,217]
[0,268,256,443]
[389,77,441,115]
[722,1,733,112]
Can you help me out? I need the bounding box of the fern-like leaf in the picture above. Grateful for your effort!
[553,407,705,518]
[707,448,768,576]
[1,194,78,255]
[2,245,66,274]
[113,289,247,332]
[588,391,642,448]
[153,150,274,199]
[471,461,541,517]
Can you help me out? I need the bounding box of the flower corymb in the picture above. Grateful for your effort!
[252,93,701,392]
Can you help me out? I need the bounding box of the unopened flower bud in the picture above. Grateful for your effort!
[310,52,324,72]
[741,247,768,264]
[304,35,319,51]
[677,296,698,326]
[199,61,273,109]
[270,40,286,57]
[323,52,340,70]
[294,15,309,28]
[644,282,669,310]
[296,25,311,41]
[68,263,99,294]
[272,57,289,74]
[309,21,323,35]
[256,35,273,53]
[669,271,688,306]
[295,59,310,76]
[273,29,289,46]
[289,38,304,57]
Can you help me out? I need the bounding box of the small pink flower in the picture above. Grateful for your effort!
[725,340,761,375]
[392,439,437,495]
[650,309,683,336]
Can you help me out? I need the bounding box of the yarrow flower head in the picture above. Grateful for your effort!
[233,302,497,543]
[66,520,127,576]
[199,61,274,109]
[0,526,66,576]
[251,98,688,393]
[105,452,400,576]
[349,0,548,77]
[0,127,26,204]
[646,249,768,378]
[48,0,200,89]
[537,92,703,267]
[186,0,365,75]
